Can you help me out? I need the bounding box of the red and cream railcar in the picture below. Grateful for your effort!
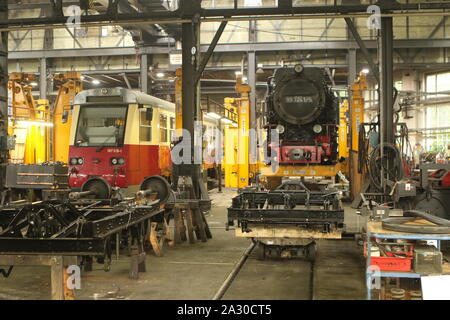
[68,88,175,196]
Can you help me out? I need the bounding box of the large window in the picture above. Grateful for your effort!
[75,106,127,147]
[140,109,152,142]
[424,71,450,151]
[425,106,450,152]
[426,72,450,99]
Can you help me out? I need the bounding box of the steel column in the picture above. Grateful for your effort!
[180,21,204,198]
[181,22,197,160]
[379,17,394,145]
[140,53,148,94]
[0,0,8,188]
[347,49,357,85]
[378,15,395,191]
[40,58,47,99]
[248,51,256,128]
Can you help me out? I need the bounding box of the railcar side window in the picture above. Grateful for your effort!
[160,114,168,143]
[140,109,152,142]
[75,106,127,147]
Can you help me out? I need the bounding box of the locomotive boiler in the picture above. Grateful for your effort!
[264,65,339,166]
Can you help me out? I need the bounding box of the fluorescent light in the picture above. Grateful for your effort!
[221,118,232,124]
[232,122,238,128]
[17,121,53,127]
[92,79,100,85]
[30,82,38,87]
[206,112,221,119]
[361,68,370,74]
[156,72,165,78]
[235,71,243,76]
[80,76,85,80]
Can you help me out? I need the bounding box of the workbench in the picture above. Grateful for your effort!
[366,220,450,300]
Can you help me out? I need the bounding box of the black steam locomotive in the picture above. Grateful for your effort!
[264,65,339,166]
[226,65,345,259]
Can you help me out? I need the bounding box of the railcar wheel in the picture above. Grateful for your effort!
[305,242,317,262]
[140,175,172,204]
[256,242,266,261]
[81,177,112,199]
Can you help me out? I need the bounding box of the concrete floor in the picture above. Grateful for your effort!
[0,189,367,300]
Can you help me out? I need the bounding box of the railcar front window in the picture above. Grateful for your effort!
[75,106,127,147]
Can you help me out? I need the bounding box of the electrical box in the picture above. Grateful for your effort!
[414,245,443,275]
[394,181,417,202]
[5,164,69,190]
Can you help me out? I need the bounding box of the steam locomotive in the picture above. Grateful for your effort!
[264,64,339,166]
[227,66,344,260]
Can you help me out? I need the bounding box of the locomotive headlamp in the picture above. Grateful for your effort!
[111,158,119,165]
[275,125,285,134]
[294,64,304,74]
[70,158,78,165]
[118,158,125,165]
[313,124,323,134]
[77,158,84,165]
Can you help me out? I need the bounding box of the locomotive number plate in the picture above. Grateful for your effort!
[285,96,313,103]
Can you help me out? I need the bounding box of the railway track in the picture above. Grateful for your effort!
[212,242,316,300]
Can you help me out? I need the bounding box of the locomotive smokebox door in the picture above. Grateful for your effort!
[272,68,326,126]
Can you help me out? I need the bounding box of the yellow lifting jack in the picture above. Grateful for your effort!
[223,76,257,189]
[52,72,83,163]
[8,73,51,164]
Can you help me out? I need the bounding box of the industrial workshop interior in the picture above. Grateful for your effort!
[1,0,450,305]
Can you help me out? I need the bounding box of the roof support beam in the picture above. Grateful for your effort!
[9,39,450,60]
[345,17,379,84]
[195,20,228,85]
[4,2,450,30]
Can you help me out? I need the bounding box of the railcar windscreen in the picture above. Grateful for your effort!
[75,105,128,147]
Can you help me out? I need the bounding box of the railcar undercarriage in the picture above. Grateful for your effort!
[227,181,345,260]
[0,175,172,280]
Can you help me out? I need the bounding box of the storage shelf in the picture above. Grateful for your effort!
[366,271,422,279]
[365,220,450,300]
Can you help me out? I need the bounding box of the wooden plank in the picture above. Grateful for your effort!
[173,208,183,244]
[442,263,450,274]
[235,225,342,239]
[185,209,195,244]
[50,256,64,300]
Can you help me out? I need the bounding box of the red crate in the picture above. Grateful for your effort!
[370,257,412,272]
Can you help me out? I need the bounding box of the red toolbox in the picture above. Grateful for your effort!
[370,256,413,272]
[364,240,414,272]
